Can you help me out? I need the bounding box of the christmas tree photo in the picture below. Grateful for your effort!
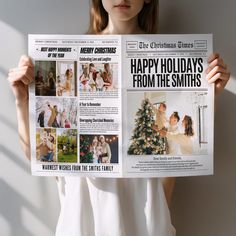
[128,98,167,155]
[80,135,94,163]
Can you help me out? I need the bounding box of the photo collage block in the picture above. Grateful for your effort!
[35,61,119,164]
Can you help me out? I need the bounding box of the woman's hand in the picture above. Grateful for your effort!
[7,55,34,161]
[8,55,34,105]
[151,124,158,132]
[159,130,167,137]
[206,53,230,95]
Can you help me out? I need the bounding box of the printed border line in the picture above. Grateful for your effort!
[126,88,209,92]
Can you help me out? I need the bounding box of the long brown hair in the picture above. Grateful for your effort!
[183,115,194,137]
[88,0,159,34]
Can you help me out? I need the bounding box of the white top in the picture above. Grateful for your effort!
[96,77,104,89]
[167,125,180,155]
[166,133,193,155]
[55,177,176,236]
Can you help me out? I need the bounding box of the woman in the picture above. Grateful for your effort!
[88,63,97,91]
[59,109,66,128]
[8,0,231,235]
[47,103,59,127]
[160,115,194,155]
[37,110,45,127]
[47,134,55,162]
[80,66,90,91]
[95,70,105,91]
[36,133,55,162]
[46,71,56,96]
[90,136,99,163]
[64,68,73,93]
[102,63,112,90]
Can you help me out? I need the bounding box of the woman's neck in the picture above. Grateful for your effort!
[102,16,144,34]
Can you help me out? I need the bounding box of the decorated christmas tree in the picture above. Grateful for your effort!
[128,98,166,155]
[80,136,94,163]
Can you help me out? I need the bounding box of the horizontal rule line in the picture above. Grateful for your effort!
[34,38,119,41]
[126,88,209,92]
[126,50,207,53]
[126,56,207,58]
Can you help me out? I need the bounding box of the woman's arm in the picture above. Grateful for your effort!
[161,177,176,207]
[162,53,230,208]
[166,132,184,144]
[8,55,34,161]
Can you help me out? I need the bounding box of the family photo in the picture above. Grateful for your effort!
[36,128,56,162]
[35,61,56,96]
[80,135,118,164]
[79,62,118,92]
[127,91,208,156]
[57,129,78,163]
[36,97,77,129]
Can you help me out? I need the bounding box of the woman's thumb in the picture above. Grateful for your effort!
[18,55,33,67]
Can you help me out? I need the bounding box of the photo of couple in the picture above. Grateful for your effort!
[80,135,118,164]
[36,128,56,162]
[127,91,208,156]
[36,97,77,129]
[79,63,118,92]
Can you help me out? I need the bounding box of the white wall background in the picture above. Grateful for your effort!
[0,0,235,236]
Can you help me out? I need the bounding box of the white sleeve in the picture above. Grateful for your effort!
[166,133,185,145]
[56,176,66,206]
[168,127,179,135]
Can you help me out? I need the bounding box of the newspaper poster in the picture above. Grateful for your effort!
[28,34,213,177]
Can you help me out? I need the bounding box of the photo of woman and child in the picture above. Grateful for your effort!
[35,61,56,96]
[36,97,77,129]
[36,129,56,162]
[56,61,77,97]
[79,63,118,92]
[152,103,195,155]
[80,135,118,164]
